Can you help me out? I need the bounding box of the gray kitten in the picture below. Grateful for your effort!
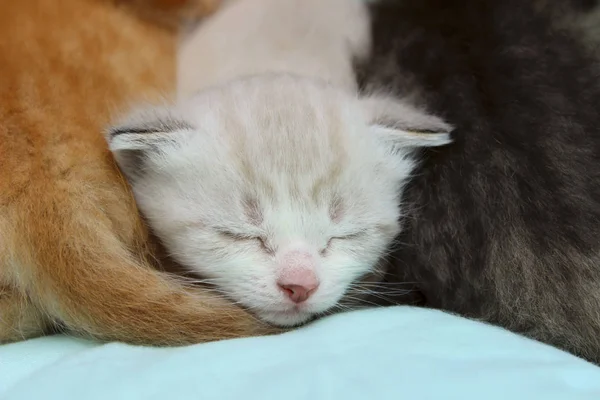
[356,0,600,363]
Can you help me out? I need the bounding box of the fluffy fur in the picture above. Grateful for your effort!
[356,0,600,363]
[109,0,453,327]
[0,0,277,345]
[177,0,371,99]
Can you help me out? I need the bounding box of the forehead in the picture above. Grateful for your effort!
[188,75,362,139]
[183,76,376,198]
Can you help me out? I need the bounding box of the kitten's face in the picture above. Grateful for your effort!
[108,74,451,326]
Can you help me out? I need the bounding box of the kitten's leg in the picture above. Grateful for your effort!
[0,286,49,343]
[537,293,600,365]
[482,257,600,364]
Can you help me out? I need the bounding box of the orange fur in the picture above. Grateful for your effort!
[0,0,277,345]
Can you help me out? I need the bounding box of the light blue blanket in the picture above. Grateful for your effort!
[1,307,599,399]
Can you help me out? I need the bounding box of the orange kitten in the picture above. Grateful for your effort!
[0,0,274,345]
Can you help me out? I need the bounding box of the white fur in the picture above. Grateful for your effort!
[177,0,371,100]
[109,75,451,326]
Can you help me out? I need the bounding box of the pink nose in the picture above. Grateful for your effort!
[278,283,319,303]
[277,268,319,303]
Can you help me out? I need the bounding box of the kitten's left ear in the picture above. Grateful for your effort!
[361,95,454,152]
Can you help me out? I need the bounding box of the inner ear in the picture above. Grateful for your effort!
[360,95,454,150]
[105,106,194,180]
[108,132,175,152]
[371,125,453,152]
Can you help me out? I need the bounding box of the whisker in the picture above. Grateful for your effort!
[340,295,382,308]
[352,281,419,286]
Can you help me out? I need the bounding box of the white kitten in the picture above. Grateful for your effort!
[108,74,452,326]
[108,0,452,326]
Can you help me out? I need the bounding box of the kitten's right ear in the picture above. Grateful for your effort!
[106,106,194,180]
[360,95,454,153]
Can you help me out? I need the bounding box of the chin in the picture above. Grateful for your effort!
[257,309,318,327]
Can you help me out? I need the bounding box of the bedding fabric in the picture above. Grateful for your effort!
[1,306,599,400]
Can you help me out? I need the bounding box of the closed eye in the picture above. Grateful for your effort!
[218,230,274,255]
[320,231,368,256]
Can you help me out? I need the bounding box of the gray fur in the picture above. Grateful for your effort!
[357,0,600,364]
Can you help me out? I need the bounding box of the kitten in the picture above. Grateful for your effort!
[108,0,453,327]
[0,0,276,345]
[356,0,600,363]
[108,75,452,327]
